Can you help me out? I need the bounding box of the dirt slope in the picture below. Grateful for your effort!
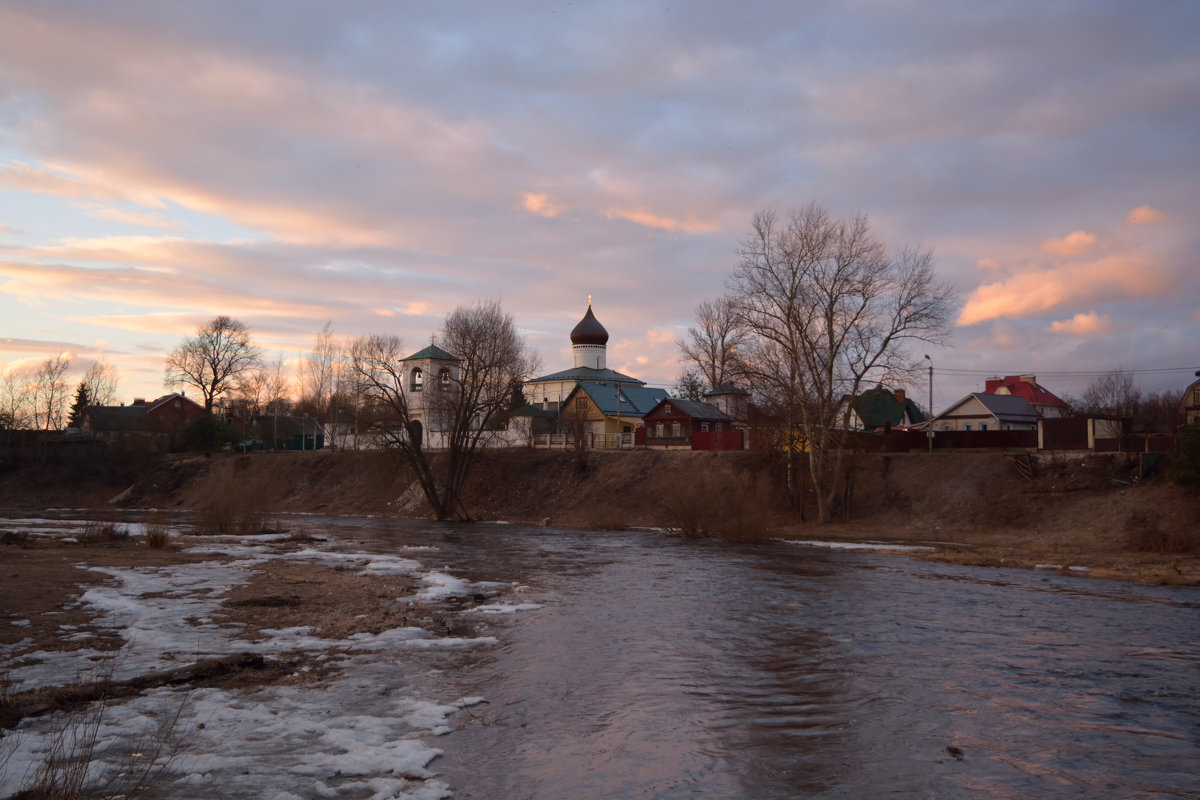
[1,446,1196,584]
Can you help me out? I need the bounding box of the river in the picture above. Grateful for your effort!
[3,512,1198,799]
[357,521,1200,800]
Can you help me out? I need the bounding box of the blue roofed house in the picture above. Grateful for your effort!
[931,392,1041,432]
[524,301,665,446]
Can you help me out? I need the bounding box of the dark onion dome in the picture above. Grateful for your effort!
[570,303,609,346]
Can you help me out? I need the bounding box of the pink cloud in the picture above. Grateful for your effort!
[976,257,1001,271]
[604,208,717,234]
[1040,231,1096,258]
[1047,311,1113,336]
[523,193,561,218]
[1127,205,1168,226]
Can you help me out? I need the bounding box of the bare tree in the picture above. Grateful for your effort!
[237,356,292,417]
[678,297,750,393]
[1,366,31,433]
[729,204,954,523]
[164,316,263,411]
[82,359,120,406]
[301,321,339,419]
[1080,370,1141,418]
[348,300,537,520]
[30,354,72,431]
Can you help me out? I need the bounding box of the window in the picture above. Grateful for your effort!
[715,423,723,433]
[576,396,587,410]
[439,368,451,390]
[411,368,423,392]
[663,403,672,414]
[700,423,710,433]
[671,421,682,438]
[979,423,988,431]
[655,422,664,438]
[962,423,971,431]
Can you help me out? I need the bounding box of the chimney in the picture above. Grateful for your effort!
[133,397,146,406]
[894,389,906,402]
[984,378,1002,394]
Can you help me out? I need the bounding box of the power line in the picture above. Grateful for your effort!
[934,367,1195,378]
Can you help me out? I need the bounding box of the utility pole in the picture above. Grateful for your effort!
[924,354,934,453]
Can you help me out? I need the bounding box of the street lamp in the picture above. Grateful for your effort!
[924,354,934,453]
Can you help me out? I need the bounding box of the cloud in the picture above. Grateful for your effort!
[604,208,717,234]
[523,193,561,218]
[976,258,1001,271]
[86,207,180,230]
[1047,311,1113,336]
[1127,205,1168,226]
[1040,231,1096,258]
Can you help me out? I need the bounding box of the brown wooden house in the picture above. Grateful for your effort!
[642,398,742,451]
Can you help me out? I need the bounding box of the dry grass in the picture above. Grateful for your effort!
[142,517,171,550]
[79,520,129,544]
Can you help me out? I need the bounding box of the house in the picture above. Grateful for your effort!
[560,381,669,441]
[524,301,649,411]
[1180,376,1200,426]
[703,384,751,422]
[931,393,1041,432]
[251,414,325,450]
[642,398,741,450]
[846,385,926,431]
[83,393,205,447]
[983,375,1069,418]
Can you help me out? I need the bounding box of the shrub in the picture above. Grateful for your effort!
[656,469,774,541]
[194,474,274,535]
[180,413,235,452]
[1125,509,1197,553]
[1168,425,1200,487]
[80,521,129,544]
[143,518,171,549]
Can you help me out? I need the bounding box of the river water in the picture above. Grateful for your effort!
[5,512,1198,798]
[342,520,1199,800]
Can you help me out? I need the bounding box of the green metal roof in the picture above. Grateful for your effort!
[403,344,460,362]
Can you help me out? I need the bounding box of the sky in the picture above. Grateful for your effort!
[1,0,1197,414]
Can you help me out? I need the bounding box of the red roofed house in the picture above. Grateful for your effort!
[983,375,1069,418]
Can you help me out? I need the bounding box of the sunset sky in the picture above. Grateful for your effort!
[2,1,1197,413]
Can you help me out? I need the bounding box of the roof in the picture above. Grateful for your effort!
[571,382,668,417]
[569,304,609,346]
[85,405,149,432]
[527,365,644,386]
[704,384,749,398]
[647,398,733,422]
[403,344,460,362]
[850,386,925,428]
[986,375,1067,408]
[939,392,1040,423]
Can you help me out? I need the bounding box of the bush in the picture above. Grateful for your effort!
[80,520,129,544]
[143,517,171,549]
[1168,425,1200,487]
[194,474,274,535]
[1125,509,1197,553]
[656,469,774,541]
[180,413,235,452]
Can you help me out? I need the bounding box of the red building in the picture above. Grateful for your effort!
[983,375,1069,418]
[641,398,742,451]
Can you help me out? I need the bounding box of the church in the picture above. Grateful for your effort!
[524,301,667,439]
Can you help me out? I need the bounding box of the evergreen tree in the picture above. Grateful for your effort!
[66,381,90,429]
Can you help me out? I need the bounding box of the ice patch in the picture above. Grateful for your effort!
[779,539,936,552]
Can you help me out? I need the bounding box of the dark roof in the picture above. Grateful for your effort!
[569,304,609,346]
[851,386,925,428]
[85,405,148,432]
[527,365,644,386]
[403,344,460,362]
[648,398,733,422]
[572,382,667,417]
[704,384,748,398]
[939,393,1040,423]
